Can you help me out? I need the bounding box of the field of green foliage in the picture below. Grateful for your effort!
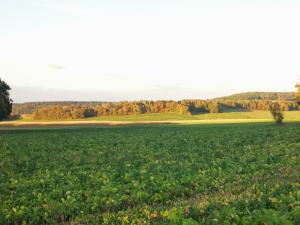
[0,124,300,224]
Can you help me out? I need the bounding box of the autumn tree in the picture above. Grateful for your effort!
[0,78,12,120]
[296,82,300,104]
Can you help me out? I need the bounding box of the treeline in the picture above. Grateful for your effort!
[12,101,103,115]
[32,100,220,120]
[31,99,300,120]
[33,106,96,120]
[13,92,298,115]
[220,100,299,111]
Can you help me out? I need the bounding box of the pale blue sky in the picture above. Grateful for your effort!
[1,0,300,102]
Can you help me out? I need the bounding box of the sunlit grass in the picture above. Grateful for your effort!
[17,111,300,122]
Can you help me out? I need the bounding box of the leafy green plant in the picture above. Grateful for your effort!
[0,124,299,224]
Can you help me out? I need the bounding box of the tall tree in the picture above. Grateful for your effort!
[0,78,12,120]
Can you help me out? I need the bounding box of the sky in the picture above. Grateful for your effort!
[1,0,300,102]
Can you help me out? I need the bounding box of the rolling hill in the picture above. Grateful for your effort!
[214,92,296,101]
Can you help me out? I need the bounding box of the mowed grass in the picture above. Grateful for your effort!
[0,124,300,224]
[18,111,300,122]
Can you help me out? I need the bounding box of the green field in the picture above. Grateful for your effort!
[18,111,300,122]
[1,123,300,224]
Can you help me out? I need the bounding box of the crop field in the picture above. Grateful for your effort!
[0,124,300,224]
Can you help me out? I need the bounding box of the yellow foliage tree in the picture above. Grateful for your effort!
[296,80,300,103]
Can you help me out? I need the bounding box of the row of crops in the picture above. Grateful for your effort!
[0,124,299,224]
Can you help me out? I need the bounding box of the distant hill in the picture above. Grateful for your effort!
[214,92,296,101]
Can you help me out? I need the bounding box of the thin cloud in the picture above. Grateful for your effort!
[48,64,66,70]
